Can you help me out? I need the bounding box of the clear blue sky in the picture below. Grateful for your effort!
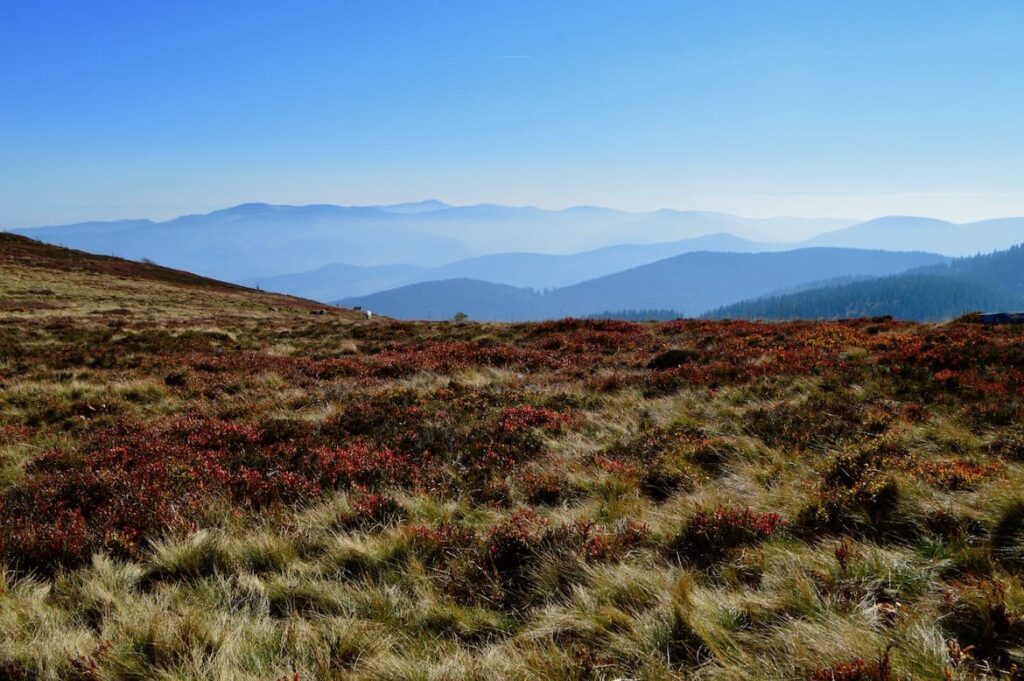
[3,1,1024,227]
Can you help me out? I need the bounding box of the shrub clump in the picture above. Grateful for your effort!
[942,585,1024,675]
[513,468,583,506]
[0,418,401,572]
[810,646,893,681]
[668,507,785,566]
[798,441,909,539]
[647,347,700,370]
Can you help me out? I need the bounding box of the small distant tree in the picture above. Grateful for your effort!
[452,312,469,322]
[141,257,156,265]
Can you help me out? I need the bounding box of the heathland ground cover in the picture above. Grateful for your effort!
[2,235,1024,679]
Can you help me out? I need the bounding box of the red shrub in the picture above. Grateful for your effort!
[324,388,575,494]
[483,510,550,573]
[406,522,477,565]
[498,405,569,434]
[579,519,650,561]
[68,639,111,681]
[0,417,401,571]
[513,466,585,506]
[810,647,893,681]
[910,458,1003,491]
[317,444,418,490]
[339,491,404,530]
[0,424,31,445]
[669,507,785,565]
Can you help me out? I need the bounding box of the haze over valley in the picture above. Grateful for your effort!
[12,202,1024,321]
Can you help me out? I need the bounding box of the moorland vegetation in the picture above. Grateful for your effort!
[2,234,1024,679]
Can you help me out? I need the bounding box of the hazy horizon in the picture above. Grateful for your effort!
[5,2,1024,231]
[10,196,1024,234]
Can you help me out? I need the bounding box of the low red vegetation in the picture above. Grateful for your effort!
[0,418,406,570]
[910,458,1004,491]
[669,507,786,565]
[404,514,651,609]
[513,467,583,505]
[340,491,404,530]
[406,522,478,566]
[0,383,579,572]
[498,405,570,434]
[575,519,650,561]
[810,647,893,681]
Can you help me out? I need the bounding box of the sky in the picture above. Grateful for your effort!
[3,1,1024,228]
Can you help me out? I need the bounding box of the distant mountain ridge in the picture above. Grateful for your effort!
[707,275,1016,322]
[338,248,948,321]
[13,201,1024,299]
[802,216,1024,255]
[14,204,470,281]
[254,232,783,301]
[10,201,848,283]
[250,262,430,301]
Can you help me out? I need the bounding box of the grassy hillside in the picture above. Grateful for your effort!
[3,237,1024,679]
[0,232,350,322]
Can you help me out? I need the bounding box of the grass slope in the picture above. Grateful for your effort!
[0,233,352,321]
[2,237,1024,680]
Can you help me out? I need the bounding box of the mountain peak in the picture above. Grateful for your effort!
[379,199,451,214]
[216,202,274,214]
[855,215,955,227]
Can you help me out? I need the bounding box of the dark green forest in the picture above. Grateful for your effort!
[708,245,1024,321]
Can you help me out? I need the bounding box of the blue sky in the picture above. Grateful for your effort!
[3,1,1024,228]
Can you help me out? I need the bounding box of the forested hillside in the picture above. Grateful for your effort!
[709,244,1024,321]
[708,275,1017,321]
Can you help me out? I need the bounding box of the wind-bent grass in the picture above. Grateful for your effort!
[3,237,1024,678]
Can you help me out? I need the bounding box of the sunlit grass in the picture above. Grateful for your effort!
[2,239,1024,678]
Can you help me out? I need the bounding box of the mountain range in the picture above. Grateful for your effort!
[251,232,782,300]
[803,216,1024,255]
[337,248,948,321]
[10,202,1024,321]
[11,201,850,282]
